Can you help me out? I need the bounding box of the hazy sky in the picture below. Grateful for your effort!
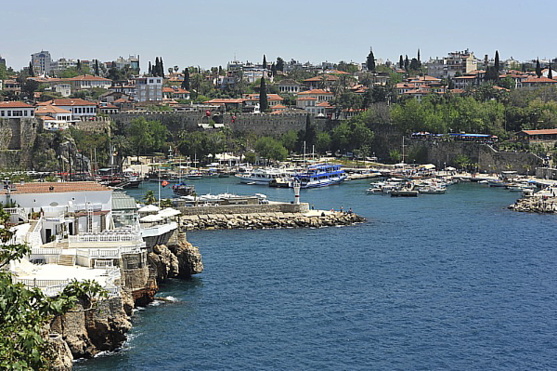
[2,0,556,72]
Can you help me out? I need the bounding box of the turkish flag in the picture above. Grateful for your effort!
[161,180,169,187]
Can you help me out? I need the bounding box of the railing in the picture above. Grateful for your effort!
[15,277,70,289]
[76,246,142,259]
[94,260,114,269]
[31,247,62,256]
[69,233,141,244]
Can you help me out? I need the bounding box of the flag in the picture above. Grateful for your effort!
[161,180,169,187]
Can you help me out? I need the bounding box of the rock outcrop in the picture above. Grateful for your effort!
[509,195,557,213]
[49,291,134,360]
[149,232,204,281]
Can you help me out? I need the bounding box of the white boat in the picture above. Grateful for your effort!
[293,164,347,188]
[236,167,292,185]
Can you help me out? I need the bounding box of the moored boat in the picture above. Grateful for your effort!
[293,163,347,189]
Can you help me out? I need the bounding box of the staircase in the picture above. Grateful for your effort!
[58,255,75,266]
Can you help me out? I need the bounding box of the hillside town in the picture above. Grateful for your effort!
[3,47,557,369]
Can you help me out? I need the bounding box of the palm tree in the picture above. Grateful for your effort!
[143,190,157,205]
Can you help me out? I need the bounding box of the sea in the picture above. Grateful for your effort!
[75,177,557,370]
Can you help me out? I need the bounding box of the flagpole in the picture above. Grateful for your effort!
[158,165,161,208]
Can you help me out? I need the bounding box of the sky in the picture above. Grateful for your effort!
[2,0,557,73]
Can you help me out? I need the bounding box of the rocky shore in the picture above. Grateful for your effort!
[46,232,203,369]
[180,210,365,230]
[509,195,557,213]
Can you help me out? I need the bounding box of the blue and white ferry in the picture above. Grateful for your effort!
[294,163,347,188]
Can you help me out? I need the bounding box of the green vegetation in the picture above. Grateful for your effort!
[0,206,106,369]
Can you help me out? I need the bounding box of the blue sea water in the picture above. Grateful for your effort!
[75,178,557,370]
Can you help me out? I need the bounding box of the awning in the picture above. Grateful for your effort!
[138,204,160,213]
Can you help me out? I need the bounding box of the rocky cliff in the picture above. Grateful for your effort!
[46,232,203,367]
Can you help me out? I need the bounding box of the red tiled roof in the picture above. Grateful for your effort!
[1,181,110,195]
[298,89,333,95]
[68,74,111,82]
[35,105,72,114]
[521,76,557,84]
[0,101,34,108]
[520,129,557,136]
[37,98,97,106]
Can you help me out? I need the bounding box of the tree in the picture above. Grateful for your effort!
[262,55,267,70]
[399,55,404,69]
[536,58,542,78]
[315,132,332,153]
[28,61,34,77]
[128,117,168,160]
[76,59,82,73]
[276,57,285,72]
[143,190,157,205]
[549,64,553,79]
[494,50,500,72]
[404,55,409,71]
[259,77,269,112]
[409,58,420,71]
[366,48,376,72]
[94,60,100,76]
[182,69,190,90]
[254,136,288,161]
[0,206,88,370]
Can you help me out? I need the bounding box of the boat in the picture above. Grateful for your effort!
[391,188,419,197]
[236,167,292,185]
[269,176,293,188]
[184,170,203,180]
[293,163,347,188]
[418,186,446,194]
[172,182,195,196]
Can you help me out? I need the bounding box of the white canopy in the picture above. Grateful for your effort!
[138,204,160,213]
[158,208,181,218]
[140,214,164,222]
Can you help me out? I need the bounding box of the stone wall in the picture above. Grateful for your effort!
[178,202,310,216]
[110,111,324,137]
[406,140,542,173]
[0,118,40,169]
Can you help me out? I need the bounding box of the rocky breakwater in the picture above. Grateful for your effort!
[180,210,365,230]
[509,194,557,213]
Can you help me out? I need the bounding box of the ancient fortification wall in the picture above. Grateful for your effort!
[406,140,542,173]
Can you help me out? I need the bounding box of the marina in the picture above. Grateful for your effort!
[75,177,557,371]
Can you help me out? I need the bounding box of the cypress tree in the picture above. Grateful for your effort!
[404,55,409,71]
[259,76,268,112]
[28,61,34,77]
[76,59,82,73]
[549,64,553,79]
[154,58,160,76]
[160,57,165,78]
[536,58,542,78]
[148,61,152,75]
[399,55,404,69]
[366,48,376,72]
[417,49,421,62]
[94,60,99,76]
[271,62,277,77]
[494,50,500,72]
[183,69,190,90]
[263,55,267,70]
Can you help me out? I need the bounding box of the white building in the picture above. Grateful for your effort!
[31,50,52,75]
[134,76,163,102]
[0,101,35,119]
[37,98,97,119]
